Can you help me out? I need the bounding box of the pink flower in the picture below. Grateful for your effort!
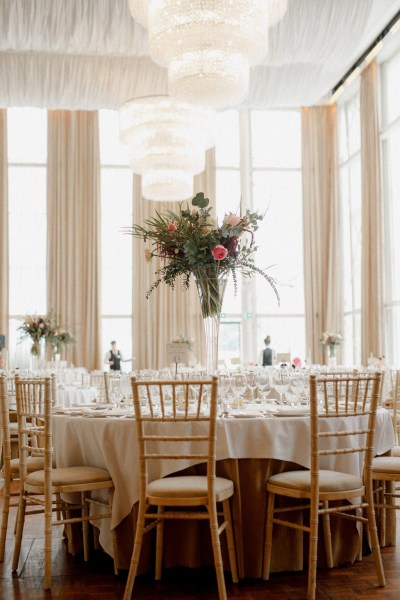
[167,223,177,232]
[223,213,241,227]
[212,245,228,260]
[292,357,302,367]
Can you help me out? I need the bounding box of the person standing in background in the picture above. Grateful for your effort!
[260,335,276,366]
[104,340,124,371]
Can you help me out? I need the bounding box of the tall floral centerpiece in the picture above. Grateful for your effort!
[127,193,278,373]
[321,331,343,367]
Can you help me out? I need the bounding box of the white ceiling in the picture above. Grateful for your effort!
[0,0,399,110]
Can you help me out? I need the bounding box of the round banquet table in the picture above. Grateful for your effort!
[56,385,97,408]
[53,407,395,578]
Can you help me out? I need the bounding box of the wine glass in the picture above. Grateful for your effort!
[256,369,272,408]
[231,373,247,405]
[272,368,290,404]
[288,372,306,406]
[246,371,258,403]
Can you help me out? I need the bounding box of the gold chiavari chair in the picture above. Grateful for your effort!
[123,376,238,600]
[262,372,385,600]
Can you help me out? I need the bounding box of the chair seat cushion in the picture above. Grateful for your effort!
[25,466,112,487]
[10,456,47,474]
[372,456,400,474]
[267,469,363,493]
[148,475,234,501]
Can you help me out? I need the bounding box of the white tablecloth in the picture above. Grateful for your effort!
[53,407,395,563]
[56,386,97,408]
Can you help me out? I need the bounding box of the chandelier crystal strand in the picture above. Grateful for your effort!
[147,0,270,108]
[119,95,215,201]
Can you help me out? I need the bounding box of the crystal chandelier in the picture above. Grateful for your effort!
[128,1,274,109]
[119,96,215,201]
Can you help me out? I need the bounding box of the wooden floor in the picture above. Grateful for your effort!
[1,486,400,599]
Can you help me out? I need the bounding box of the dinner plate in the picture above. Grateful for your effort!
[231,411,262,418]
[270,408,309,417]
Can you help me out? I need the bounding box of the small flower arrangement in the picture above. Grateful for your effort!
[126,192,279,316]
[18,312,75,356]
[18,313,57,355]
[51,328,76,355]
[321,332,343,347]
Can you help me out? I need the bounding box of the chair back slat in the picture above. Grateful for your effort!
[131,376,218,490]
[310,372,382,473]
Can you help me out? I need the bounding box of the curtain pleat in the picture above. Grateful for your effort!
[360,60,385,363]
[301,106,343,364]
[132,149,215,370]
[0,110,8,355]
[47,110,101,370]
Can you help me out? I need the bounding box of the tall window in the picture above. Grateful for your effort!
[7,108,47,368]
[99,110,133,370]
[216,109,305,365]
[381,47,400,365]
[338,89,362,365]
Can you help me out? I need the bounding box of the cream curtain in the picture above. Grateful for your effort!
[47,110,101,370]
[0,110,8,358]
[301,106,343,364]
[360,60,385,364]
[132,149,216,370]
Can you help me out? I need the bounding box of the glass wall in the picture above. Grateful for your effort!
[338,90,362,366]
[216,109,305,366]
[7,108,47,368]
[381,46,400,365]
[99,110,133,371]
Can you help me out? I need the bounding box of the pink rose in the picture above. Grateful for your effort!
[167,223,177,232]
[212,245,228,260]
[223,213,241,227]
[292,357,302,367]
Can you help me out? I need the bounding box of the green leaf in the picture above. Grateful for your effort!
[192,192,209,209]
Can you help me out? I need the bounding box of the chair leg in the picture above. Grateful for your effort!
[208,502,227,600]
[262,491,275,580]
[222,498,238,583]
[365,488,386,587]
[12,494,27,572]
[155,506,164,581]
[123,502,147,600]
[109,489,118,576]
[82,492,90,562]
[322,502,333,568]
[0,477,11,561]
[44,491,53,590]
[307,500,319,600]
[379,483,387,547]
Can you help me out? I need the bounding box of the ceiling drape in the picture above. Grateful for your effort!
[0,0,398,110]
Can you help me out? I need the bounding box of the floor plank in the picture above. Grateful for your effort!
[1,487,399,599]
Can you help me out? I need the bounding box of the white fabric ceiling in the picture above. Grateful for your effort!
[0,0,399,110]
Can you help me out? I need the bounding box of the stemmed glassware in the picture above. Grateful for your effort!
[272,367,290,404]
[246,371,258,403]
[288,372,306,406]
[231,372,247,404]
[256,369,272,407]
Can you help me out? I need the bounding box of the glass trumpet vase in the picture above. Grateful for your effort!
[194,271,228,375]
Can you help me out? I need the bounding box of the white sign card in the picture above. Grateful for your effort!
[166,342,189,366]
